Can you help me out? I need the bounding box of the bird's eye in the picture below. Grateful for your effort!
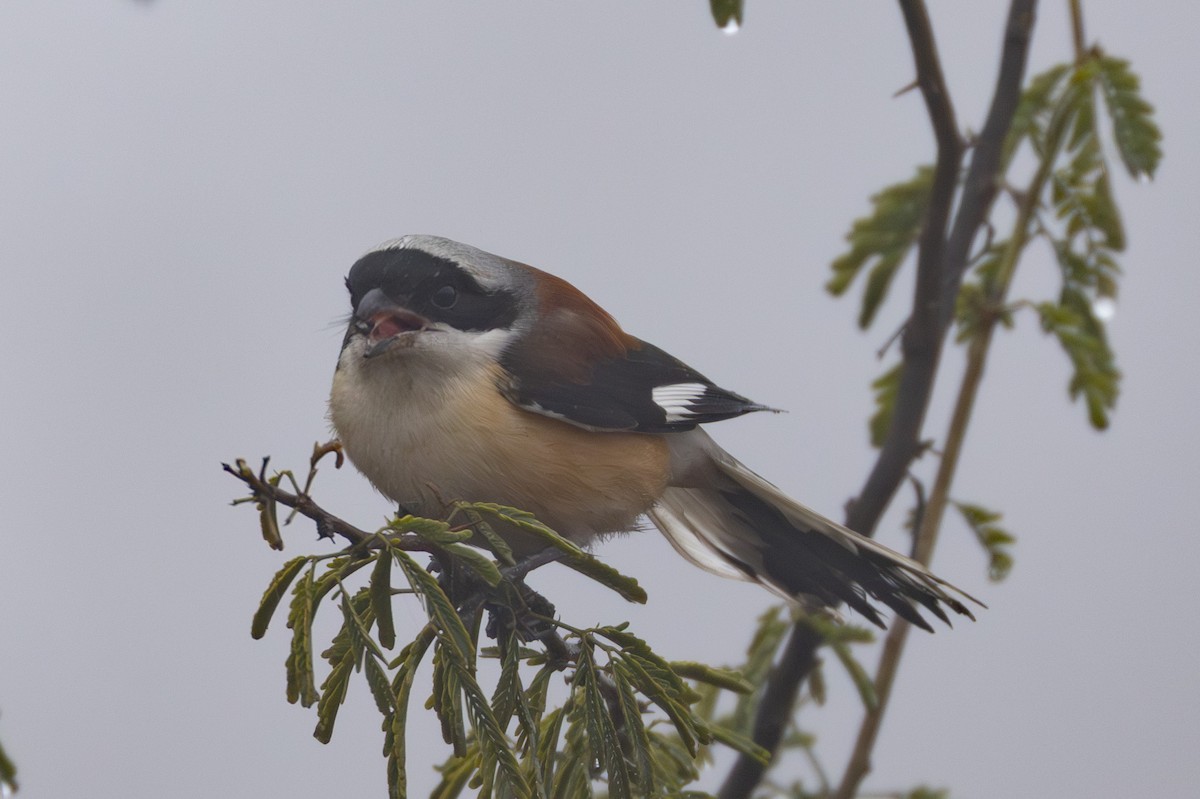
[431,284,458,309]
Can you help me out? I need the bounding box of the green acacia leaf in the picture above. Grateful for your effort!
[1095,55,1163,179]
[808,659,827,707]
[313,641,355,744]
[1005,63,1071,163]
[537,705,568,792]
[285,566,319,707]
[458,508,516,566]
[1036,294,1120,430]
[363,653,394,716]
[575,645,632,798]
[389,627,436,799]
[830,640,878,712]
[709,0,743,29]
[1090,171,1126,251]
[610,662,655,792]
[869,362,904,448]
[371,549,397,650]
[954,501,1017,581]
[0,734,17,795]
[561,555,647,603]
[440,542,503,586]
[258,492,283,550]
[252,555,309,640]
[458,662,531,799]
[668,661,755,694]
[390,514,472,544]
[459,502,584,556]
[597,628,697,702]
[430,645,466,754]
[613,657,704,756]
[827,165,932,330]
[392,549,476,669]
[859,251,906,329]
[491,633,523,733]
[706,722,771,765]
[431,754,476,799]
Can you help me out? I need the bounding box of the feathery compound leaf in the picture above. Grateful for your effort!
[645,731,702,790]
[388,627,436,799]
[827,165,933,329]
[459,664,531,799]
[363,653,394,716]
[869,361,904,448]
[595,627,697,701]
[0,735,15,796]
[742,606,789,683]
[1036,292,1120,429]
[490,631,524,736]
[252,555,309,639]
[285,565,319,707]
[1005,63,1071,163]
[705,723,771,765]
[953,501,1015,581]
[431,754,476,799]
[610,662,656,793]
[459,503,584,556]
[668,662,754,695]
[905,788,949,799]
[537,705,568,792]
[496,636,548,799]
[575,644,633,799]
[440,542,503,586]
[315,589,381,743]
[370,549,397,650]
[457,507,516,566]
[314,637,355,744]
[392,549,476,669]
[257,489,284,550]
[829,640,878,712]
[560,554,647,603]
[430,645,467,754]
[803,613,876,646]
[613,656,705,756]
[709,0,743,29]
[808,659,827,706]
[550,718,591,799]
[389,514,472,544]
[1095,56,1163,180]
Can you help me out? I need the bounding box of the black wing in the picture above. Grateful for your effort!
[501,336,771,433]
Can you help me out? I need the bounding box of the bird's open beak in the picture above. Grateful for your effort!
[355,288,432,358]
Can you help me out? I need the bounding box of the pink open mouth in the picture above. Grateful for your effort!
[368,308,428,343]
[363,308,431,358]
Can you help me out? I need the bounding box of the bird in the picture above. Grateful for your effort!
[329,235,976,630]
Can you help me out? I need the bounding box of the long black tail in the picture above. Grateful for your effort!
[648,444,979,631]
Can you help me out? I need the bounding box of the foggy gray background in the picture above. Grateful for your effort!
[2,2,1197,797]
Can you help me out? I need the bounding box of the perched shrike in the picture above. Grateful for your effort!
[329,235,974,630]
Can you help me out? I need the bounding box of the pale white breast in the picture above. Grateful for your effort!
[329,336,671,548]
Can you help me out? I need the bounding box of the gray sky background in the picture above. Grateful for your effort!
[2,2,1197,797]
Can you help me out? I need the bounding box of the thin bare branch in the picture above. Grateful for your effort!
[850,0,963,536]
[720,4,1038,797]
[225,458,375,546]
[939,0,1038,327]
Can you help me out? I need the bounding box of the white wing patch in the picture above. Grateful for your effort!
[652,382,710,421]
